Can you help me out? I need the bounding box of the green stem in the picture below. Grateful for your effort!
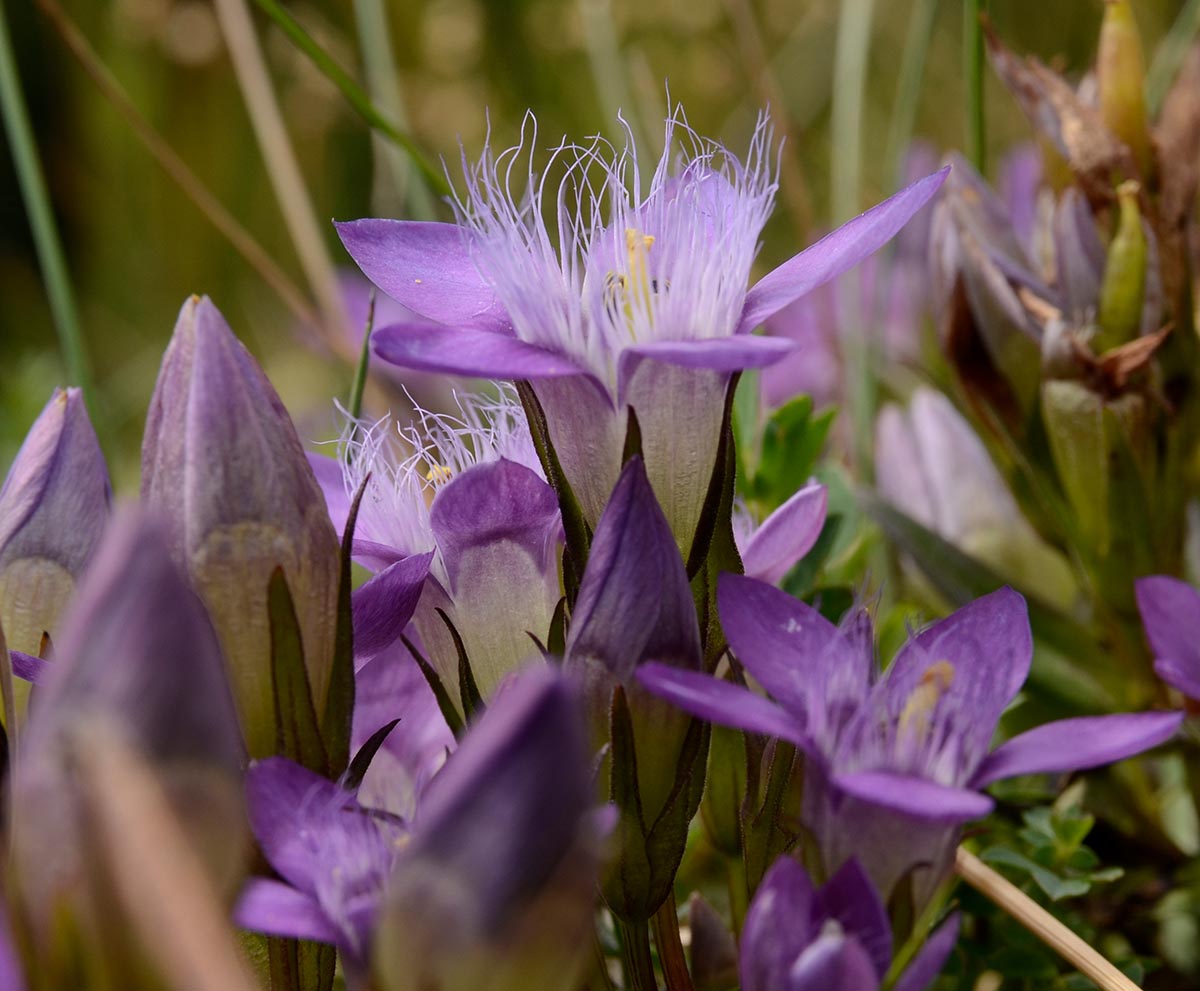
[0,0,96,416]
[591,932,617,991]
[884,0,939,186]
[964,0,986,172]
[347,290,375,422]
[250,0,448,199]
[652,892,693,991]
[616,916,658,991]
[726,854,749,938]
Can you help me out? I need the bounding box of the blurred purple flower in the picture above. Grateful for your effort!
[639,577,1182,900]
[311,386,561,708]
[1136,576,1200,701]
[142,295,341,758]
[0,386,110,656]
[337,110,947,552]
[740,855,958,991]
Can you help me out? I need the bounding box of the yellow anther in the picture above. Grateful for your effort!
[425,464,454,485]
[897,660,956,743]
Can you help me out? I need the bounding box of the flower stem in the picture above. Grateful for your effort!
[347,290,375,423]
[616,916,658,991]
[955,847,1142,991]
[964,0,986,172]
[652,892,692,991]
[0,0,96,418]
[726,855,748,937]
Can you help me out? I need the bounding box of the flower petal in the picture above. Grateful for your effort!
[636,663,807,746]
[738,167,950,333]
[335,219,510,333]
[307,453,351,535]
[971,711,1184,788]
[717,573,867,719]
[818,858,892,981]
[373,322,594,380]
[787,931,879,991]
[832,770,994,821]
[9,650,48,685]
[619,336,796,376]
[233,878,341,945]
[739,856,816,991]
[1136,576,1200,701]
[892,914,960,991]
[740,483,828,586]
[351,552,434,660]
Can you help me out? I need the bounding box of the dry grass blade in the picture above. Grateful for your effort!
[955,847,1143,991]
[36,0,320,335]
[78,729,256,991]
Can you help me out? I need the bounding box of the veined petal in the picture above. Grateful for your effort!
[832,771,994,821]
[335,220,510,333]
[351,552,434,660]
[636,663,807,746]
[718,574,867,718]
[234,878,341,945]
[892,914,960,991]
[740,856,816,991]
[618,336,796,377]
[738,168,950,333]
[740,483,828,586]
[373,322,595,380]
[971,711,1183,788]
[818,858,892,981]
[1136,576,1200,700]
[9,650,48,685]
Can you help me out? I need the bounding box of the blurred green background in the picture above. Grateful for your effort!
[0,0,1189,487]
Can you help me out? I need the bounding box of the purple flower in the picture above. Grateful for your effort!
[639,577,1182,900]
[337,110,948,553]
[312,387,561,708]
[11,509,244,947]
[142,295,342,758]
[732,481,828,587]
[875,387,1075,609]
[741,855,959,991]
[1136,576,1200,701]
[0,387,110,657]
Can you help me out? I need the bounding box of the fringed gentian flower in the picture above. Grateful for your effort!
[740,855,959,991]
[11,510,245,959]
[0,386,110,658]
[1136,576,1200,701]
[311,386,561,708]
[639,577,1182,902]
[732,480,828,587]
[337,110,948,553]
[142,295,341,758]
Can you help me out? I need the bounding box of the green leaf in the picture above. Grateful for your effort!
[342,718,400,791]
[981,846,1091,901]
[322,475,368,777]
[687,373,740,580]
[751,396,834,509]
[781,513,844,597]
[269,568,329,776]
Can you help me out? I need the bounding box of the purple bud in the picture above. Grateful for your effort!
[0,387,109,657]
[141,296,341,757]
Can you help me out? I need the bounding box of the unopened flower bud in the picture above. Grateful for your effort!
[0,387,109,659]
[1098,0,1153,178]
[141,296,341,757]
[1095,181,1147,353]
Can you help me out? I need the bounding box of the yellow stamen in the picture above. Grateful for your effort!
[425,464,453,485]
[897,660,955,743]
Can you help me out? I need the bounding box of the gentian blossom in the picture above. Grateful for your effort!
[639,576,1182,900]
[732,480,828,586]
[1136,576,1200,701]
[337,110,948,552]
[740,855,959,991]
[0,386,110,658]
[312,386,560,707]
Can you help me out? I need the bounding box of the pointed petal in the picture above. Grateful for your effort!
[233,878,341,945]
[335,219,510,333]
[740,483,828,586]
[892,914,960,991]
[619,336,796,375]
[787,931,879,991]
[1136,576,1200,700]
[738,168,950,333]
[818,858,892,981]
[739,856,816,991]
[832,771,994,821]
[351,552,434,660]
[9,650,48,685]
[636,663,807,746]
[972,711,1183,788]
[373,322,593,379]
[717,573,867,718]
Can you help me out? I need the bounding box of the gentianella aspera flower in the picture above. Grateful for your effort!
[310,386,561,710]
[741,855,958,991]
[337,110,948,553]
[1136,576,1200,701]
[639,576,1182,901]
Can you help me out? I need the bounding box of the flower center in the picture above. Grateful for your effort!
[897,660,956,745]
[425,463,454,486]
[603,228,661,333]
